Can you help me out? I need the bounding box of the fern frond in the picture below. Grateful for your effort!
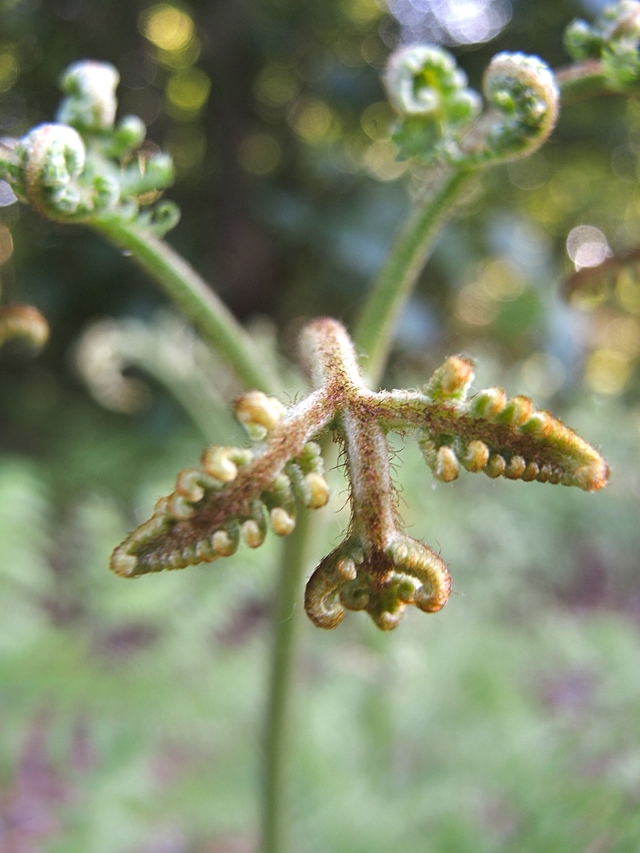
[112,320,608,631]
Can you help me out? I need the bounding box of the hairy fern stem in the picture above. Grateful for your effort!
[261,508,316,853]
[354,168,473,386]
[91,215,280,394]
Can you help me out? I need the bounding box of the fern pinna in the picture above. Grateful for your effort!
[111,318,608,631]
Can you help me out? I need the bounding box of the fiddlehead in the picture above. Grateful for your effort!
[56,60,120,132]
[10,123,93,220]
[564,0,640,89]
[112,319,608,631]
[0,61,177,234]
[0,57,275,392]
[304,534,451,632]
[384,45,481,164]
[459,52,559,165]
[404,357,608,492]
[111,389,331,579]
[384,44,559,169]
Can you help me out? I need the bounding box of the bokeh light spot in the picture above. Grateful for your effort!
[120,88,162,126]
[520,352,565,398]
[360,102,393,141]
[139,4,195,52]
[388,0,511,46]
[0,180,17,207]
[585,348,631,395]
[566,225,610,270]
[598,316,640,357]
[287,99,334,143]
[456,282,499,326]
[166,126,206,174]
[455,257,526,326]
[0,44,18,93]
[0,224,13,265]
[254,64,299,108]
[238,133,282,175]
[331,137,366,174]
[361,33,387,68]
[166,69,211,118]
[363,141,407,181]
[611,144,638,183]
[341,0,383,25]
[616,270,640,315]
[482,258,524,301]
[507,153,549,191]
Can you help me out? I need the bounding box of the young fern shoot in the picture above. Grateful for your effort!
[355,44,561,384]
[111,318,609,632]
[0,60,278,393]
[1,4,630,635]
[385,46,559,169]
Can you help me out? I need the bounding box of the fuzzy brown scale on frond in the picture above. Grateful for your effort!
[415,405,608,491]
[304,534,452,631]
[421,379,608,491]
[111,390,330,578]
[112,320,609,632]
[375,356,609,493]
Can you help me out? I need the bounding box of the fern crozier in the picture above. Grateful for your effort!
[111,318,608,631]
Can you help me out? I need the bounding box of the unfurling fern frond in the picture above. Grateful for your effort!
[112,319,608,631]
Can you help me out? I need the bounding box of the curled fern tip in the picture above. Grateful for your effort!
[111,319,609,631]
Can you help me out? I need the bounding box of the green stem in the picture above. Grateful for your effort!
[91,214,280,393]
[261,507,315,853]
[354,168,474,387]
[556,59,614,103]
[353,59,640,390]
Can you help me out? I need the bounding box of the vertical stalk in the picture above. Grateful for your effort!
[261,507,315,853]
[354,168,474,387]
[91,214,280,394]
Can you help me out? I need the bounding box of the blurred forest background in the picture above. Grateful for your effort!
[2,0,640,850]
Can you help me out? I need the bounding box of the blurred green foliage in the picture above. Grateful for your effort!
[2,0,640,850]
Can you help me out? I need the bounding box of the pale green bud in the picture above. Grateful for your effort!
[57,60,120,132]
